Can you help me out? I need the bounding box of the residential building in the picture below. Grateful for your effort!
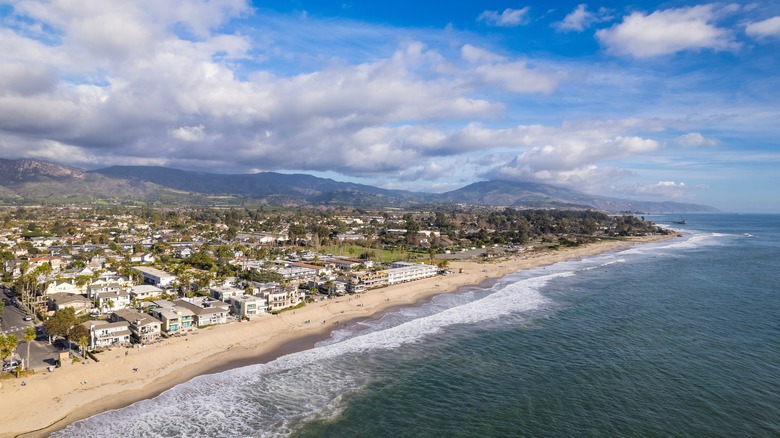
[132,266,177,288]
[275,265,318,282]
[210,285,245,302]
[49,294,93,315]
[325,258,366,270]
[129,252,155,264]
[130,284,164,301]
[147,301,195,335]
[44,280,83,296]
[84,320,132,350]
[173,298,229,326]
[328,280,348,296]
[26,255,63,272]
[228,295,266,319]
[95,290,131,312]
[384,263,439,285]
[261,286,304,311]
[350,271,389,290]
[87,279,123,298]
[110,309,163,344]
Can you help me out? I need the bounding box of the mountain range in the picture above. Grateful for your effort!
[0,158,717,213]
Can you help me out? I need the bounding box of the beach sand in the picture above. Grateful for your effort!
[0,234,675,437]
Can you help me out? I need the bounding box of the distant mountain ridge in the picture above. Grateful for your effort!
[0,158,717,212]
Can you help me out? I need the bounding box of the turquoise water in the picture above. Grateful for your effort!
[54,214,780,437]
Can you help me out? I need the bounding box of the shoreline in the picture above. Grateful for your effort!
[0,233,676,437]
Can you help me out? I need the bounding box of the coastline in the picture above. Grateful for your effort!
[0,234,676,437]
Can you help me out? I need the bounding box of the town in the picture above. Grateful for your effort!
[0,205,665,374]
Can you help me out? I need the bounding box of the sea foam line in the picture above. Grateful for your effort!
[54,269,568,438]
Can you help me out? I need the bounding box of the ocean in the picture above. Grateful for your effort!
[53,214,780,437]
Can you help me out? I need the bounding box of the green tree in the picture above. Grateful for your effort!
[0,334,19,364]
[78,335,89,357]
[69,324,89,351]
[23,327,35,370]
[43,307,78,342]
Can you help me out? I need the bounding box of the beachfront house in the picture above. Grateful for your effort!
[173,298,230,326]
[147,301,195,335]
[261,286,304,312]
[110,309,163,344]
[228,295,266,319]
[349,271,389,290]
[83,320,132,350]
[384,262,439,285]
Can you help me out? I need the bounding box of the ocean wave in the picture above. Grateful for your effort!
[53,269,565,438]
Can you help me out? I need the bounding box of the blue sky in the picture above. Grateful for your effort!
[0,1,779,212]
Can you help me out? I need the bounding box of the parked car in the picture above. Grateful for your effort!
[3,360,20,372]
[23,315,33,321]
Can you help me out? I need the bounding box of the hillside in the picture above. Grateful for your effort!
[0,158,717,212]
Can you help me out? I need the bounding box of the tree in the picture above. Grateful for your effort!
[23,327,35,370]
[44,308,78,342]
[69,324,89,351]
[0,334,19,364]
[78,335,89,357]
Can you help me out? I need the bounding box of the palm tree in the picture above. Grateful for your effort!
[78,335,89,358]
[23,327,35,371]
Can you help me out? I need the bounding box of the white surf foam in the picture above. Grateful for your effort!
[53,269,566,438]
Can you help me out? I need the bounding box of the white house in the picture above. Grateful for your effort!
[44,280,84,296]
[87,279,123,298]
[84,320,132,350]
[384,262,439,285]
[110,309,163,344]
[173,298,230,326]
[95,290,131,312]
[130,284,164,301]
[210,285,245,302]
[132,266,177,288]
[228,295,266,319]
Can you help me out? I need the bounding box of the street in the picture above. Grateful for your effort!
[1,296,61,370]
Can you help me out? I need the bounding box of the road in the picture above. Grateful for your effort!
[1,293,61,370]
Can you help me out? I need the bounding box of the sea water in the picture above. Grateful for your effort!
[53,214,780,437]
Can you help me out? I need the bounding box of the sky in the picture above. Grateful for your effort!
[0,1,779,212]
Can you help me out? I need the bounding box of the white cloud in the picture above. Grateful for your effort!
[631,181,687,198]
[478,7,530,27]
[553,4,611,32]
[170,125,206,142]
[745,16,780,38]
[676,132,719,147]
[461,44,505,64]
[596,5,739,58]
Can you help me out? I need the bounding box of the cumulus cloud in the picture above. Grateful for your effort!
[460,45,563,94]
[170,125,206,142]
[553,4,611,32]
[0,0,724,198]
[631,181,687,198]
[596,5,739,58]
[676,132,719,147]
[745,16,780,38]
[468,119,662,190]
[478,7,530,27]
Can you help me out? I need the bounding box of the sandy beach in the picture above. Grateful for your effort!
[0,234,675,437]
